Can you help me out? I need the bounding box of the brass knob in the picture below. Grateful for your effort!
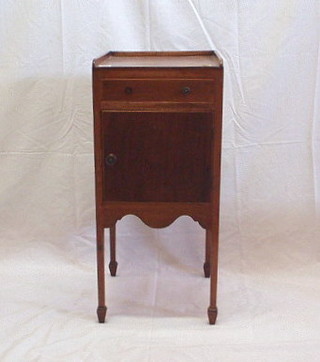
[105,153,117,166]
[182,86,191,95]
[124,87,133,95]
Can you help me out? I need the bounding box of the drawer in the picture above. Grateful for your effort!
[101,79,214,102]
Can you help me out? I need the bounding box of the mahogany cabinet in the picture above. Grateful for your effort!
[92,51,223,324]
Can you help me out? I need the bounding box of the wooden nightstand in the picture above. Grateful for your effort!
[92,51,223,324]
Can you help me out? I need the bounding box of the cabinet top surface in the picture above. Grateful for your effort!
[94,51,222,68]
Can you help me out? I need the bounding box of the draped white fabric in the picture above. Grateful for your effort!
[1,1,320,360]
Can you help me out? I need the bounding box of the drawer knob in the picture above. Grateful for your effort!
[105,153,118,166]
[124,87,133,95]
[182,86,191,95]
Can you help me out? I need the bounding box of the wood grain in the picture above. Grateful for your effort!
[102,111,213,203]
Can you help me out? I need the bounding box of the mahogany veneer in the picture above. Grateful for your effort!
[92,51,223,324]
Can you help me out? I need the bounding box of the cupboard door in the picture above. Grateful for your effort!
[102,111,213,202]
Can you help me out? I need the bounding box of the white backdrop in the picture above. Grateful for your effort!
[1,1,320,361]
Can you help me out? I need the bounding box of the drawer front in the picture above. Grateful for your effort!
[101,79,214,102]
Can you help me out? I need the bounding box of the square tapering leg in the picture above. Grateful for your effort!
[96,226,107,323]
[108,225,118,276]
[207,228,219,325]
[203,230,211,278]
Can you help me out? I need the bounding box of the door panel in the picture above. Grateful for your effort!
[102,111,213,202]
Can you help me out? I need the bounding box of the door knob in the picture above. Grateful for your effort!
[105,153,117,166]
[124,87,133,95]
[182,86,191,95]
